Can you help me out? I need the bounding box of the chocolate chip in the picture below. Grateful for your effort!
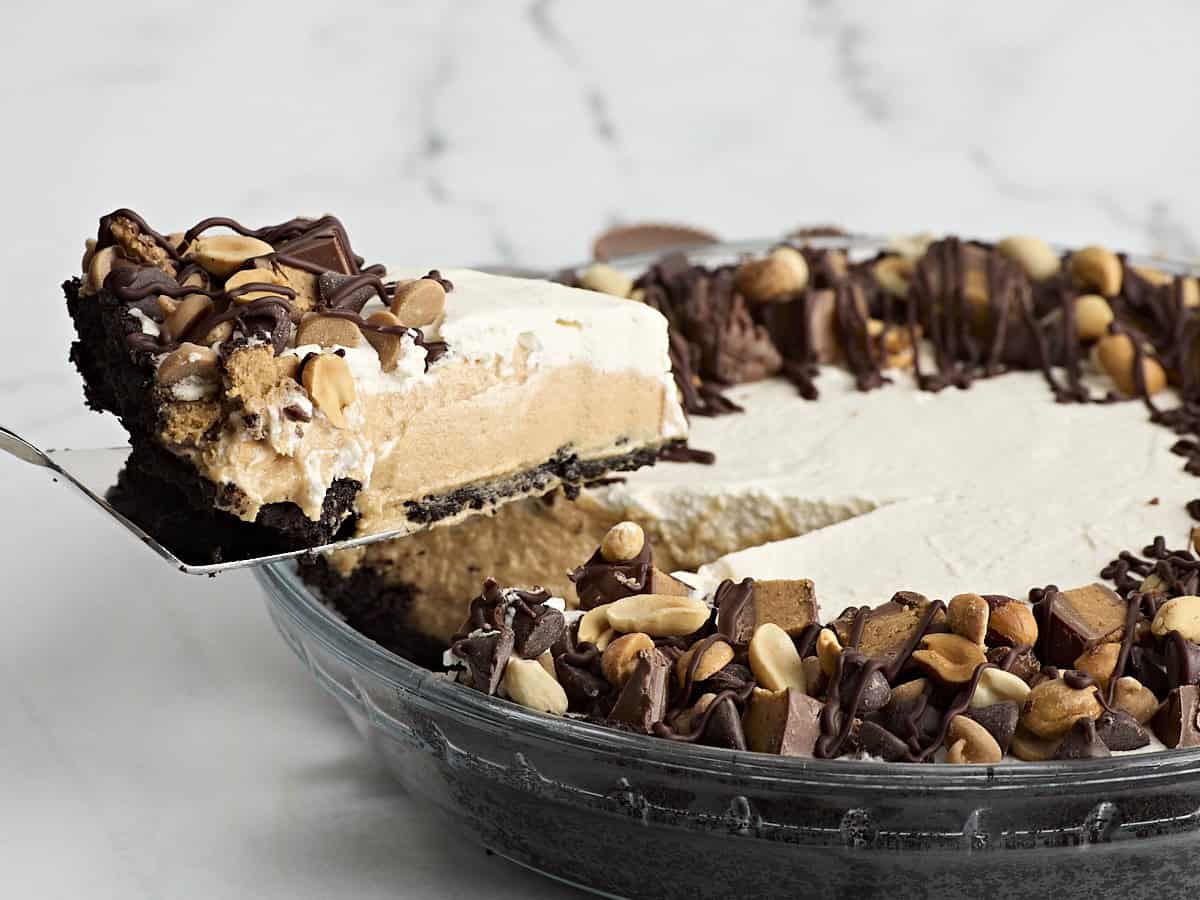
[554,658,610,709]
[1054,718,1111,760]
[964,701,1019,755]
[1095,709,1150,752]
[512,606,566,660]
[1128,645,1170,697]
[1164,631,1200,691]
[1154,685,1200,748]
[714,578,756,645]
[698,696,748,751]
[608,648,671,733]
[839,654,891,713]
[986,645,1041,684]
[857,720,911,762]
[451,628,513,696]
[317,271,375,312]
[697,662,755,696]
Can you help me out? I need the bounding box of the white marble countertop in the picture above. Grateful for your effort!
[4,0,1200,896]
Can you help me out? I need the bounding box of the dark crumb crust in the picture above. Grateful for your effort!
[68,275,660,562]
[299,557,445,669]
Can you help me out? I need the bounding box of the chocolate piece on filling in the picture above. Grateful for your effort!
[1054,718,1111,760]
[608,648,671,733]
[1035,583,1127,668]
[452,628,514,696]
[512,604,566,660]
[554,658,610,710]
[831,591,945,670]
[1154,685,1200,749]
[964,701,1020,754]
[317,271,377,312]
[1095,709,1150,752]
[751,578,819,637]
[274,225,357,276]
[715,578,757,645]
[1163,631,1200,691]
[742,687,824,757]
[569,542,654,610]
[857,720,911,762]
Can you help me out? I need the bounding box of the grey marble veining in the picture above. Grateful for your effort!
[3,2,1200,897]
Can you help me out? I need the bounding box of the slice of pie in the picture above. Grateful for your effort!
[65,210,687,561]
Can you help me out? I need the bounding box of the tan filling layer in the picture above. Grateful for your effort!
[175,351,677,538]
[329,488,870,643]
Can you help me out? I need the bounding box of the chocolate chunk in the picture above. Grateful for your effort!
[554,658,610,709]
[715,578,756,645]
[317,271,376,312]
[608,648,671,733]
[751,578,819,636]
[964,701,1019,754]
[831,592,945,670]
[276,226,356,275]
[697,662,755,696]
[839,653,891,714]
[857,720,911,762]
[699,695,748,751]
[1164,631,1200,691]
[742,687,825,756]
[986,645,1040,684]
[1095,709,1150,752]
[1154,685,1200,748]
[1127,645,1170,697]
[1036,583,1127,668]
[512,606,565,659]
[451,628,514,696]
[874,682,942,746]
[106,263,178,299]
[679,271,782,384]
[455,579,509,638]
[570,545,653,610]
[1054,718,1111,760]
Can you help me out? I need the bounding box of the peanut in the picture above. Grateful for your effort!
[944,715,1003,764]
[363,310,405,371]
[986,599,1038,648]
[1094,332,1167,397]
[816,628,843,678]
[578,263,633,298]
[912,632,987,686]
[675,638,735,687]
[969,666,1031,709]
[186,234,274,278]
[748,623,807,693]
[1010,726,1061,762]
[1021,676,1102,739]
[85,246,121,294]
[601,632,655,687]
[301,353,357,429]
[947,593,990,645]
[606,594,711,637]
[996,235,1061,282]
[501,656,568,715]
[577,604,614,648]
[872,255,914,297]
[1151,595,1200,643]
[1069,245,1122,297]
[1073,642,1121,690]
[600,521,645,563]
[1073,294,1114,342]
[734,247,809,303]
[162,294,214,343]
[1112,675,1159,724]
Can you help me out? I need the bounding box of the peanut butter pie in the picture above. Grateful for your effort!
[303,233,1200,762]
[65,211,687,560]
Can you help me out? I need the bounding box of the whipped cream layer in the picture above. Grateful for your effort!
[176,269,687,534]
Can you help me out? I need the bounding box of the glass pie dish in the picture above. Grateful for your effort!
[257,558,1200,900]
[255,236,1200,898]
